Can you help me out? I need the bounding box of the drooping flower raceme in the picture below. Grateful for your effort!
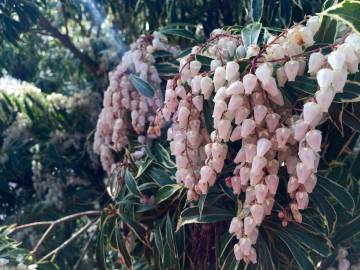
[93,32,178,175]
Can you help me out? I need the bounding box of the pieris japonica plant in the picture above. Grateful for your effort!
[94,1,360,269]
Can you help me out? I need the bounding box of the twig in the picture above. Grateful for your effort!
[39,218,99,262]
[73,225,99,270]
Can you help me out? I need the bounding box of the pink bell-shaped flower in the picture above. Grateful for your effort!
[190,60,202,76]
[250,171,264,186]
[243,74,258,95]
[212,142,227,160]
[213,100,227,119]
[317,68,334,88]
[251,155,267,174]
[201,76,214,99]
[332,69,348,93]
[214,66,226,90]
[240,166,250,185]
[303,102,322,127]
[287,176,300,193]
[292,119,309,141]
[231,176,242,194]
[296,191,309,210]
[276,67,288,87]
[226,81,245,95]
[230,126,242,142]
[315,88,335,112]
[268,90,285,106]
[262,77,279,96]
[233,243,243,261]
[191,76,202,95]
[251,92,265,106]
[226,61,240,82]
[255,63,273,83]
[234,147,246,164]
[286,155,298,175]
[245,187,256,204]
[308,52,325,75]
[244,217,256,236]
[239,237,252,256]
[265,174,279,195]
[229,217,243,236]
[228,95,245,114]
[264,197,275,215]
[196,179,208,195]
[250,204,265,225]
[284,60,300,81]
[256,138,272,156]
[254,105,268,124]
[298,147,316,170]
[192,95,203,112]
[255,184,268,204]
[212,159,224,174]
[241,119,256,138]
[305,129,322,152]
[265,113,280,133]
[200,166,217,186]
[218,119,232,140]
[276,127,291,148]
[248,227,259,244]
[304,174,317,193]
[267,159,279,175]
[249,247,257,263]
[245,143,257,163]
[328,50,346,70]
[235,107,251,125]
[296,162,312,184]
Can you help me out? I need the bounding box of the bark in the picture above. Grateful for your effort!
[36,11,99,76]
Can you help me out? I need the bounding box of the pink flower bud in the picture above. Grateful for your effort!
[254,105,268,124]
[230,126,242,142]
[243,74,258,95]
[249,247,257,263]
[264,197,275,215]
[201,76,214,99]
[235,107,250,125]
[262,77,279,96]
[276,67,288,87]
[228,95,245,114]
[292,119,309,141]
[265,113,280,133]
[229,217,243,236]
[196,179,208,194]
[214,66,226,90]
[212,142,227,160]
[226,81,245,95]
[234,243,243,261]
[245,187,256,204]
[315,88,335,113]
[192,95,204,112]
[210,59,222,71]
[251,155,267,174]
[267,159,279,175]
[218,119,232,140]
[248,227,259,244]
[276,127,291,149]
[317,68,334,88]
[296,191,309,210]
[332,69,348,93]
[255,184,268,204]
[296,162,312,184]
[200,166,217,186]
[234,147,246,164]
[213,100,227,119]
[298,147,316,170]
[304,174,317,193]
[287,176,300,193]
[255,63,273,83]
[226,61,240,82]
[241,119,256,138]
[265,174,279,195]
[286,155,298,175]
[191,76,202,95]
[231,176,242,194]
[308,52,325,75]
[244,217,256,236]
[305,130,322,152]
[303,102,322,127]
[240,166,250,185]
[338,259,350,270]
[250,204,265,225]
[284,60,300,81]
[299,26,314,47]
[250,171,264,186]
[256,138,272,156]
[245,143,257,163]
[213,87,228,102]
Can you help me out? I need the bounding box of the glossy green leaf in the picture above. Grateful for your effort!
[321,0,360,34]
[165,215,177,256]
[115,218,132,268]
[203,100,214,134]
[159,28,198,40]
[317,175,355,212]
[195,54,214,67]
[241,22,262,48]
[155,184,182,204]
[311,188,337,233]
[130,74,155,97]
[257,233,275,270]
[120,213,147,243]
[332,215,360,244]
[177,206,234,229]
[251,0,264,22]
[315,0,338,43]
[125,169,142,197]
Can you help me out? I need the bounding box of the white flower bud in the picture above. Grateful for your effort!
[317,68,334,88]
[210,59,222,71]
[190,60,202,76]
[214,66,226,90]
[226,61,240,82]
[255,63,273,84]
[284,60,300,81]
[308,52,325,75]
[328,50,346,70]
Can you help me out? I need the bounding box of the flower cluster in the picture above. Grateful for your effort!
[158,16,360,264]
[93,32,178,175]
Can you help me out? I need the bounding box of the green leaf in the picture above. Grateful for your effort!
[317,175,355,212]
[251,0,264,22]
[152,50,174,58]
[177,47,192,58]
[155,184,183,204]
[177,206,234,229]
[120,213,147,243]
[154,222,164,261]
[221,250,239,270]
[311,188,337,233]
[154,62,179,76]
[203,100,214,134]
[257,233,275,270]
[130,74,155,97]
[160,28,198,40]
[275,231,315,270]
[321,0,360,34]
[147,166,174,185]
[279,0,293,27]
[125,169,142,197]
[165,215,178,257]
[115,218,132,268]
[332,215,360,244]
[315,0,338,43]
[343,108,360,132]
[195,54,214,67]
[241,22,262,48]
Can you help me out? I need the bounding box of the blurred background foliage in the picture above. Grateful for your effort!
[0,0,359,269]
